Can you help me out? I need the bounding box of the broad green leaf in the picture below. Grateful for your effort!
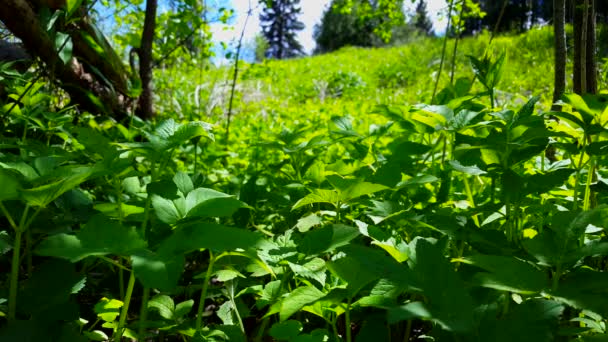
[36,215,147,261]
[148,295,175,320]
[279,286,326,321]
[0,169,20,201]
[94,298,123,322]
[175,300,194,319]
[388,301,431,323]
[173,171,194,195]
[339,181,388,202]
[158,223,265,255]
[372,238,409,263]
[54,32,73,65]
[587,141,608,156]
[186,188,248,219]
[449,160,487,175]
[478,299,563,342]
[298,224,359,255]
[66,0,85,17]
[366,200,407,224]
[132,250,185,291]
[328,244,416,297]
[94,203,144,218]
[212,269,245,282]
[287,258,327,286]
[457,254,548,294]
[269,320,303,340]
[217,301,235,325]
[295,213,322,232]
[406,238,474,332]
[562,93,596,126]
[0,231,11,254]
[152,195,185,225]
[83,331,108,341]
[552,269,608,316]
[292,189,340,210]
[22,166,92,207]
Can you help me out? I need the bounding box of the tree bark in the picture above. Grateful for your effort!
[552,0,567,110]
[0,0,136,119]
[586,0,597,94]
[573,0,583,93]
[136,0,158,119]
[573,0,597,94]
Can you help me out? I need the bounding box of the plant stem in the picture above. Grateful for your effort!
[463,177,480,227]
[138,287,150,339]
[119,268,125,299]
[8,229,22,320]
[573,145,588,211]
[114,270,136,341]
[552,264,562,291]
[255,317,270,342]
[0,202,18,230]
[583,157,595,211]
[195,251,215,331]
[230,289,245,335]
[403,319,412,342]
[431,0,454,103]
[345,298,352,342]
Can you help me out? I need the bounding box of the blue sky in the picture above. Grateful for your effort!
[211,0,450,62]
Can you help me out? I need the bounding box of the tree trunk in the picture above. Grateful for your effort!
[573,0,583,93]
[552,0,567,110]
[0,0,137,119]
[573,0,597,94]
[586,0,597,94]
[136,0,158,119]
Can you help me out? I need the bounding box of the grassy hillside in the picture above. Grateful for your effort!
[157,26,561,126]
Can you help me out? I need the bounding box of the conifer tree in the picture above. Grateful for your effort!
[260,0,305,59]
[414,0,434,35]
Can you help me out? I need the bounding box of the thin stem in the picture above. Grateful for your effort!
[463,177,480,227]
[99,256,131,272]
[119,268,125,299]
[431,0,454,103]
[552,264,562,291]
[403,319,413,342]
[195,251,215,331]
[573,140,588,211]
[449,1,465,84]
[230,285,245,334]
[345,298,352,342]
[194,141,199,175]
[8,229,22,320]
[225,0,253,145]
[139,287,150,338]
[0,202,18,231]
[114,271,136,341]
[583,157,595,211]
[25,228,32,275]
[255,317,270,342]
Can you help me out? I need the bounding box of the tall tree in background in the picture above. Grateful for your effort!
[260,0,305,59]
[553,0,566,109]
[414,0,434,35]
[573,0,597,94]
[136,0,158,119]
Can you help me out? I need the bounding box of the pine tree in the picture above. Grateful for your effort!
[414,0,433,35]
[260,0,305,59]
